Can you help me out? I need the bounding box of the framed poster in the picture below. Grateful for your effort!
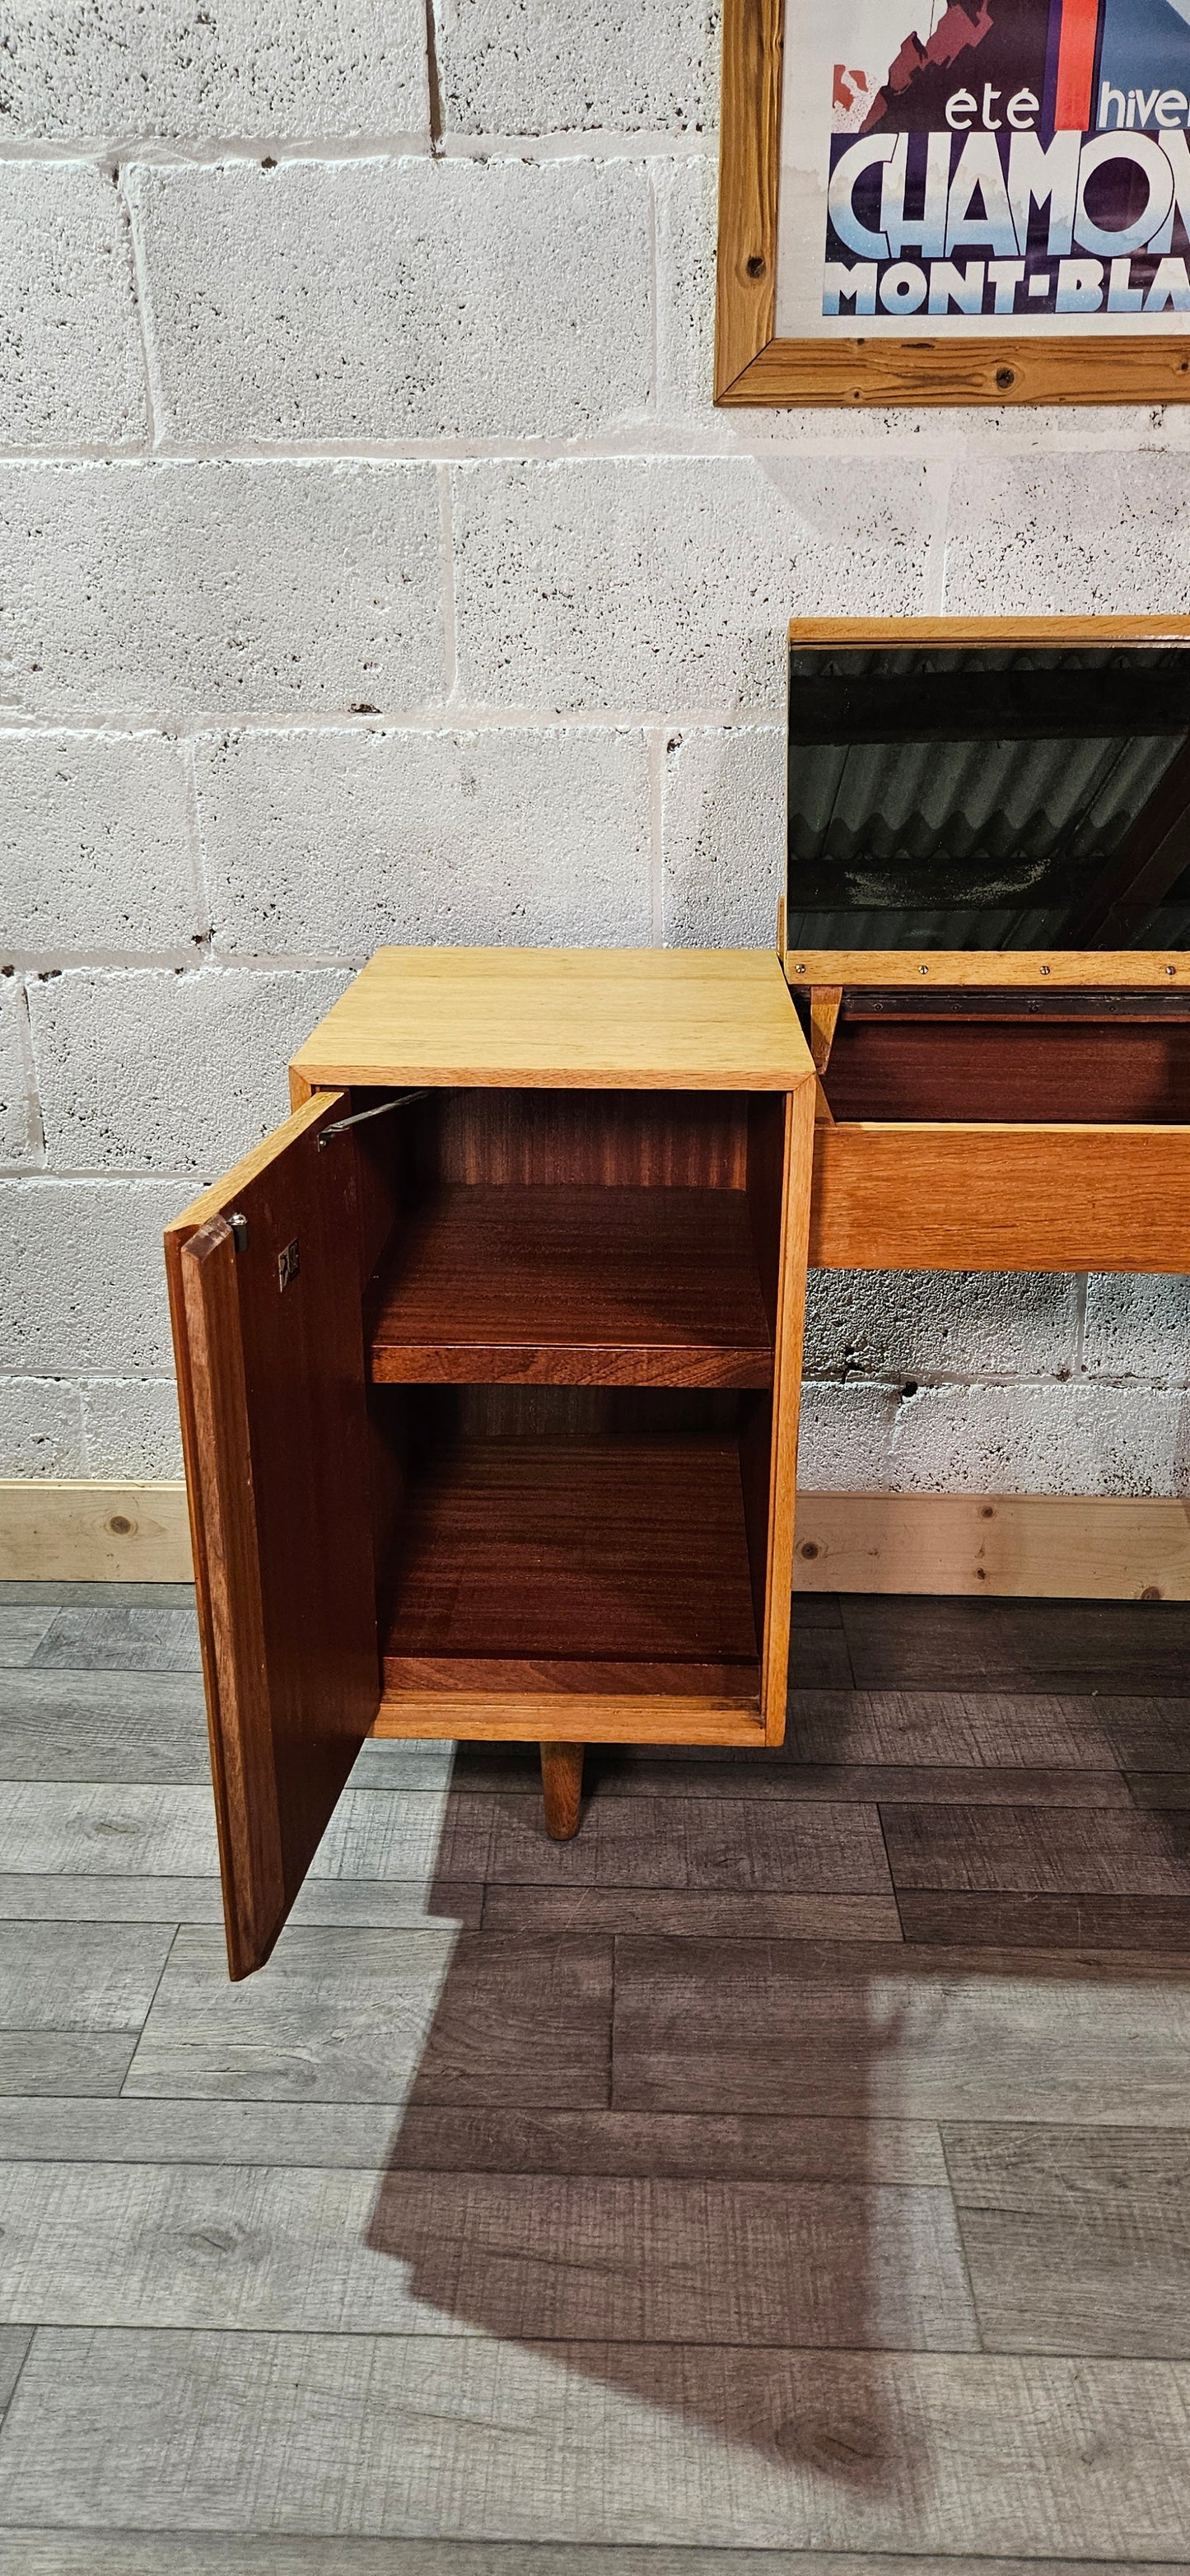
[715,0,1190,402]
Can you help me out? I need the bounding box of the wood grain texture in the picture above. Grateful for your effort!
[0,1920,174,2030]
[9,2331,1190,2551]
[0,2162,975,2350]
[368,1185,773,1388]
[0,1669,208,1784]
[289,949,814,1093]
[761,1080,814,1739]
[883,1803,1190,1897]
[786,951,1190,989]
[793,1495,1190,1601]
[124,1926,610,2107]
[729,331,1190,408]
[167,1093,380,1978]
[839,1596,1190,1695]
[371,1694,767,1744]
[473,1794,892,1894]
[612,1936,1190,2123]
[944,2124,1190,2356]
[0,1481,192,1581]
[480,1890,904,1938]
[791,615,1190,645]
[713,0,782,396]
[382,1437,759,1665]
[898,1890,1190,1949]
[0,2034,137,2096]
[541,1743,584,1840]
[822,1017,1190,1125]
[810,1122,1190,1272]
[782,1687,1122,1767]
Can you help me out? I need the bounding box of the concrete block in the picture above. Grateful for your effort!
[0,2,427,140]
[0,1180,183,1374]
[944,452,1190,614]
[0,982,39,1167]
[195,726,652,954]
[27,966,348,1177]
[662,725,784,945]
[0,165,143,450]
[82,1379,184,1480]
[0,1378,85,1478]
[796,1380,899,1491]
[132,159,651,444]
[805,1272,1080,1383]
[655,154,719,429]
[2,733,197,953]
[0,462,442,717]
[1084,1275,1190,1388]
[454,457,932,713]
[437,0,719,133]
[888,1381,1190,1498]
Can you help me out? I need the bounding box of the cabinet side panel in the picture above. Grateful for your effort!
[762,1085,814,1740]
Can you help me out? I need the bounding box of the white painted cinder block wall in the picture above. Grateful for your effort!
[2,0,1188,1500]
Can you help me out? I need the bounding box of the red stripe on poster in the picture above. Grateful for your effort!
[1054,0,1101,129]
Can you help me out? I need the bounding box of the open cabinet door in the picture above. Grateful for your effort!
[165,1090,380,1978]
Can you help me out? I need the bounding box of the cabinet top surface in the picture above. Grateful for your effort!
[290,948,814,1090]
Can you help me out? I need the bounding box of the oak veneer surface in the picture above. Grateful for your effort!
[289,946,814,1092]
[786,950,1190,989]
[368,1183,772,1387]
[382,1435,758,1669]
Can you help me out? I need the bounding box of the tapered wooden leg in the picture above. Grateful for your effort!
[540,1741,584,1840]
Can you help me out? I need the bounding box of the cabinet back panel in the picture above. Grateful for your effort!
[408,1090,749,1189]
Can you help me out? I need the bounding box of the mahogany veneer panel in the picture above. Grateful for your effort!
[382,1436,758,1669]
[824,1020,1190,1126]
[810,1124,1190,1272]
[368,1184,772,1388]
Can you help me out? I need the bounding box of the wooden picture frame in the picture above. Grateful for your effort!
[715,0,1190,406]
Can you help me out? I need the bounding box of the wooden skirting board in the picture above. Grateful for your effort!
[3,1479,1190,1602]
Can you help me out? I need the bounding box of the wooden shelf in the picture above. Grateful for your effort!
[380,1434,760,1686]
[368,1185,773,1387]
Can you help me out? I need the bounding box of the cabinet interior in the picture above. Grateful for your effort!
[815,990,1190,1123]
[353,1087,786,1706]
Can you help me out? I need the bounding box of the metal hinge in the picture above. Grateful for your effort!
[227,1212,250,1253]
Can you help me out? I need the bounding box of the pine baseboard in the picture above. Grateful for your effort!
[2,1480,1188,1599]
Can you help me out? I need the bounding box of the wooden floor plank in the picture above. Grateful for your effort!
[30,1606,202,1673]
[944,2124,1190,2358]
[6,2545,1164,2576]
[0,1608,55,1667]
[481,1891,903,1939]
[478,1796,893,1893]
[0,2034,137,2097]
[0,1876,482,1930]
[0,1922,174,2032]
[0,2102,946,2183]
[841,1596,1190,1695]
[0,1671,210,1785]
[883,1804,1190,1896]
[611,1937,1190,2124]
[0,2165,978,2350]
[783,1688,1122,1769]
[124,1928,611,2107]
[5,2331,1190,2552]
[451,1745,1132,1807]
[897,1891,1190,1951]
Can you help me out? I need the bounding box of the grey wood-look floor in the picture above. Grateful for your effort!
[3,1588,1190,2568]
